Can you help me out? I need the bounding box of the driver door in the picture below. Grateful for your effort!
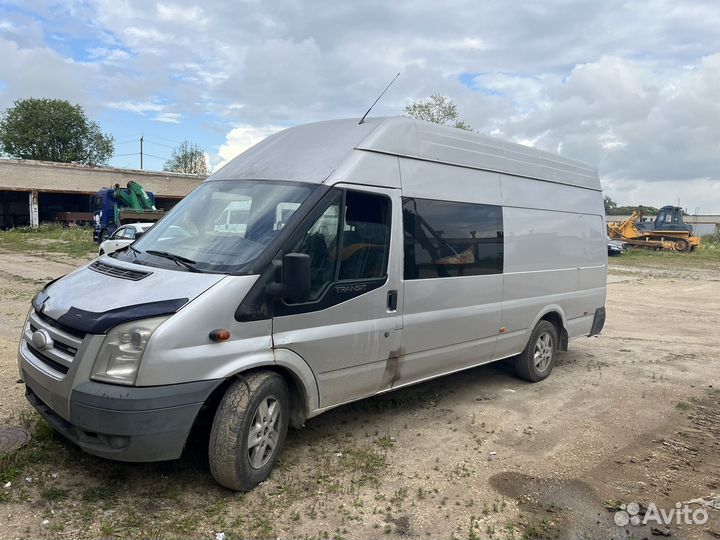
[272,185,403,408]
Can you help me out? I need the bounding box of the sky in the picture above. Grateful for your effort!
[1,1,720,212]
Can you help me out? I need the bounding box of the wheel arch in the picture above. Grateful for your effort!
[205,349,319,429]
[529,306,568,351]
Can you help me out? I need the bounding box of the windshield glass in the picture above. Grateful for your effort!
[126,180,314,273]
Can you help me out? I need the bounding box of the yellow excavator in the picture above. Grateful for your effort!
[607,206,701,252]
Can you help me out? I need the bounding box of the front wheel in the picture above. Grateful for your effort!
[208,371,290,491]
[514,320,558,382]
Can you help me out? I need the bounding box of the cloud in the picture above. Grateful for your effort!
[603,178,720,214]
[215,124,284,171]
[87,47,131,64]
[107,100,166,114]
[124,27,177,45]
[0,37,90,111]
[156,2,208,26]
[153,112,182,123]
[4,0,720,210]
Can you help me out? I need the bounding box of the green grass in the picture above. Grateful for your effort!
[340,447,387,486]
[611,240,720,267]
[41,486,70,501]
[0,416,65,485]
[676,400,692,411]
[0,223,97,258]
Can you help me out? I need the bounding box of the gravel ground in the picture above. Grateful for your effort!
[0,248,718,539]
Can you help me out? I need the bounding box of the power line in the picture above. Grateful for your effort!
[143,152,170,161]
[144,133,184,145]
[112,152,139,157]
[144,139,174,150]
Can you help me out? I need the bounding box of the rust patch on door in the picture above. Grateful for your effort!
[380,348,402,389]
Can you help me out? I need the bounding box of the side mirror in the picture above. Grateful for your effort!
[135,231,145,239]
[281,253,311,303]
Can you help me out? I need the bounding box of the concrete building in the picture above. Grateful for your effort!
[0,158,205,228]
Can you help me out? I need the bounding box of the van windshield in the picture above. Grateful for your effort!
[122,180,314,273]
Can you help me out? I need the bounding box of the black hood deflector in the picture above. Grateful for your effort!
[53,298,189,335]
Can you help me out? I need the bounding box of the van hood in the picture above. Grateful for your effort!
[35,257,226,334]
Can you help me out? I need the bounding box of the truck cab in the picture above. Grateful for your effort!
[635,206,694,233]
[92,183,162,243]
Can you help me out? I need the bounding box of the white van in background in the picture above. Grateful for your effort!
[18,117,606,491]
[213,199,251,234]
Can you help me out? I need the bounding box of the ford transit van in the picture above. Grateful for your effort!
[18,117,607,490]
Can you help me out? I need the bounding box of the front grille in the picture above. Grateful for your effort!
[23,310,85,380]
[35,310,86,340]
[26,344,69,375]
[90,260,151,281]
[53,341,78,356]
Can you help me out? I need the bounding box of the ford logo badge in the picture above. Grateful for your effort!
[31,330,53,351]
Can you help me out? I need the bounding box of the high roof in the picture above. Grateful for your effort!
[210,117,600,191]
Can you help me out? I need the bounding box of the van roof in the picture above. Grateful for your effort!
[210,117,600,191]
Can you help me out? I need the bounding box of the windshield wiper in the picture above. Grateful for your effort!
[145,250,201,273]
[111,244,141,261]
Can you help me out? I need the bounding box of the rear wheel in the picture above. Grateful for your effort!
[673,238,690,252]
[208,371,289,491]
[99,229,109,242]
[514,320,558,382]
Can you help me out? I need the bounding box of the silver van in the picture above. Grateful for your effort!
[18,117,606,490]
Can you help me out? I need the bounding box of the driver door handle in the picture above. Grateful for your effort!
[387,290,398,311]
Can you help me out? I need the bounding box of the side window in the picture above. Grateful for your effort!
[124,227,136,240]
[337,191,391,280]
[289,190,392,302]
[291,194,342,300]
[402,198,503,279]
[111,227,126,240]
[275,202,301,231]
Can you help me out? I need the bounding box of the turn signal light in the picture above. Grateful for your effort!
[209,329,231,342]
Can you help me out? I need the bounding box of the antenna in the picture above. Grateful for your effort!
[359,72,400,124]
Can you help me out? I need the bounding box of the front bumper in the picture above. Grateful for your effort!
[19,307,224,462]
[22,368,222,462]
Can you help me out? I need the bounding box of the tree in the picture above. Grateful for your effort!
[607,205,659,216]
[603,196,617,214]
[404,93,473,131]
[163,140,209,175]
[0,98,114,166]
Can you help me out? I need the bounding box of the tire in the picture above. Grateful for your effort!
[673,238,690,252]
[208,371,290,491]
[99,229,109,242]
[514,320,558,382]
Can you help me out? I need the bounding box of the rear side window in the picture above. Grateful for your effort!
[402,198,503,279]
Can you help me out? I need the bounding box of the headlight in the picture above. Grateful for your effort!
[91,316,168,385]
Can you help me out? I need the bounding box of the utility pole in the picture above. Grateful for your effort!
[140,134,144,170]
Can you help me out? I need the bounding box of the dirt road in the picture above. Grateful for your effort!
[1,249,718,539]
